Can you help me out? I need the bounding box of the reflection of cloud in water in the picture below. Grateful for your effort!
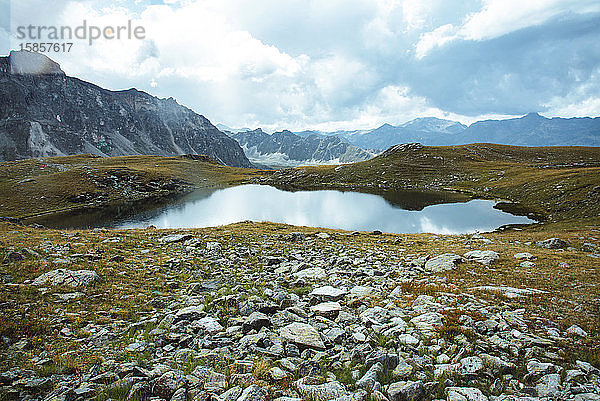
[119,185,534,234]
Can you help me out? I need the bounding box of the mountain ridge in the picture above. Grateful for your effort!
[327,114,600,149]
[230,128,375,167]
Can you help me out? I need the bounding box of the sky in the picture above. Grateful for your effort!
[2,0,600,132]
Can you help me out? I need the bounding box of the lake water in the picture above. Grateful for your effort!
[115,184,534,234]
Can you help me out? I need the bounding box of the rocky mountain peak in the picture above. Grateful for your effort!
[0,52,251,167]
[6,50,65,75]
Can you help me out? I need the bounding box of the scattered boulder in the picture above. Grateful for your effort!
[387,380,425,401]
[280,322,326,350]
[294,377,347,401]
[446,387,488,401]
[160,234,193,243]
[463,250,499,265]
[536,238,568,249]
[424,254,462,273]
[310,286,347,301]
[33,269,100,287]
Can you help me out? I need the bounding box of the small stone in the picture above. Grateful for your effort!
[352,332,367,343]
[514,252,535,260]
[270,367,287,381]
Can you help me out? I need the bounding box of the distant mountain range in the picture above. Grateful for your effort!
[0,50,251,167]
[303,114,600,149]
[229,129,375,167]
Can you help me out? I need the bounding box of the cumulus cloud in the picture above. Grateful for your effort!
[4,0,600,130]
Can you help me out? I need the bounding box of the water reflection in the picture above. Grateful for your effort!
[117,184,534,234]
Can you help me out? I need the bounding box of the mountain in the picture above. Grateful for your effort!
[458,113,600,146]
[0,50,251,167]
[317,115,600,150]
[231,129,375,167]
[346,118,467,149]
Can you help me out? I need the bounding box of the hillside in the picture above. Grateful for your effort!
[257,143,600,225]
[0,51,251,167]
[1,148,599,401]
[0,154,260,224]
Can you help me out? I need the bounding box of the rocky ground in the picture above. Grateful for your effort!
[0,221,599,401]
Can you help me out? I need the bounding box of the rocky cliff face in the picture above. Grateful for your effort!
[232,129,374,167]
[0,50,251,167]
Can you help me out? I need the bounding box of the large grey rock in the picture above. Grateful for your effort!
[310,286,347,301]
[356,362,382,391]
[218,386,242,401]
[535,373,561,397]
[459,357,484,375]
[574,394,600,401]
[536,238,568,249]
[480,354,515,374]
[152,371,185,400]
[242,312,271,333]
[514,252,535,260]
[410,312,443,333]
[463,250,499,265]
[196,316,223,333]
[310,302,342,318]
[175,305,205,321]
[192,365,227,390]
[294,377,348,401]
[280,322,326,350]
[387,380,425,401]
[33,269,100,287]
[424,254,462,273]
[349,285,375,299]
[446,387,488,401]
[292,268,326,280]
[160,234,193,244]
[236,384,267,401]
[566,324,588,337]
[393,359,414,379]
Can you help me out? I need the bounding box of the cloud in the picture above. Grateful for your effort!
[406,13,600,116]
[415,24,456,59]
[3,0,600,130]
[415,0,600,59]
